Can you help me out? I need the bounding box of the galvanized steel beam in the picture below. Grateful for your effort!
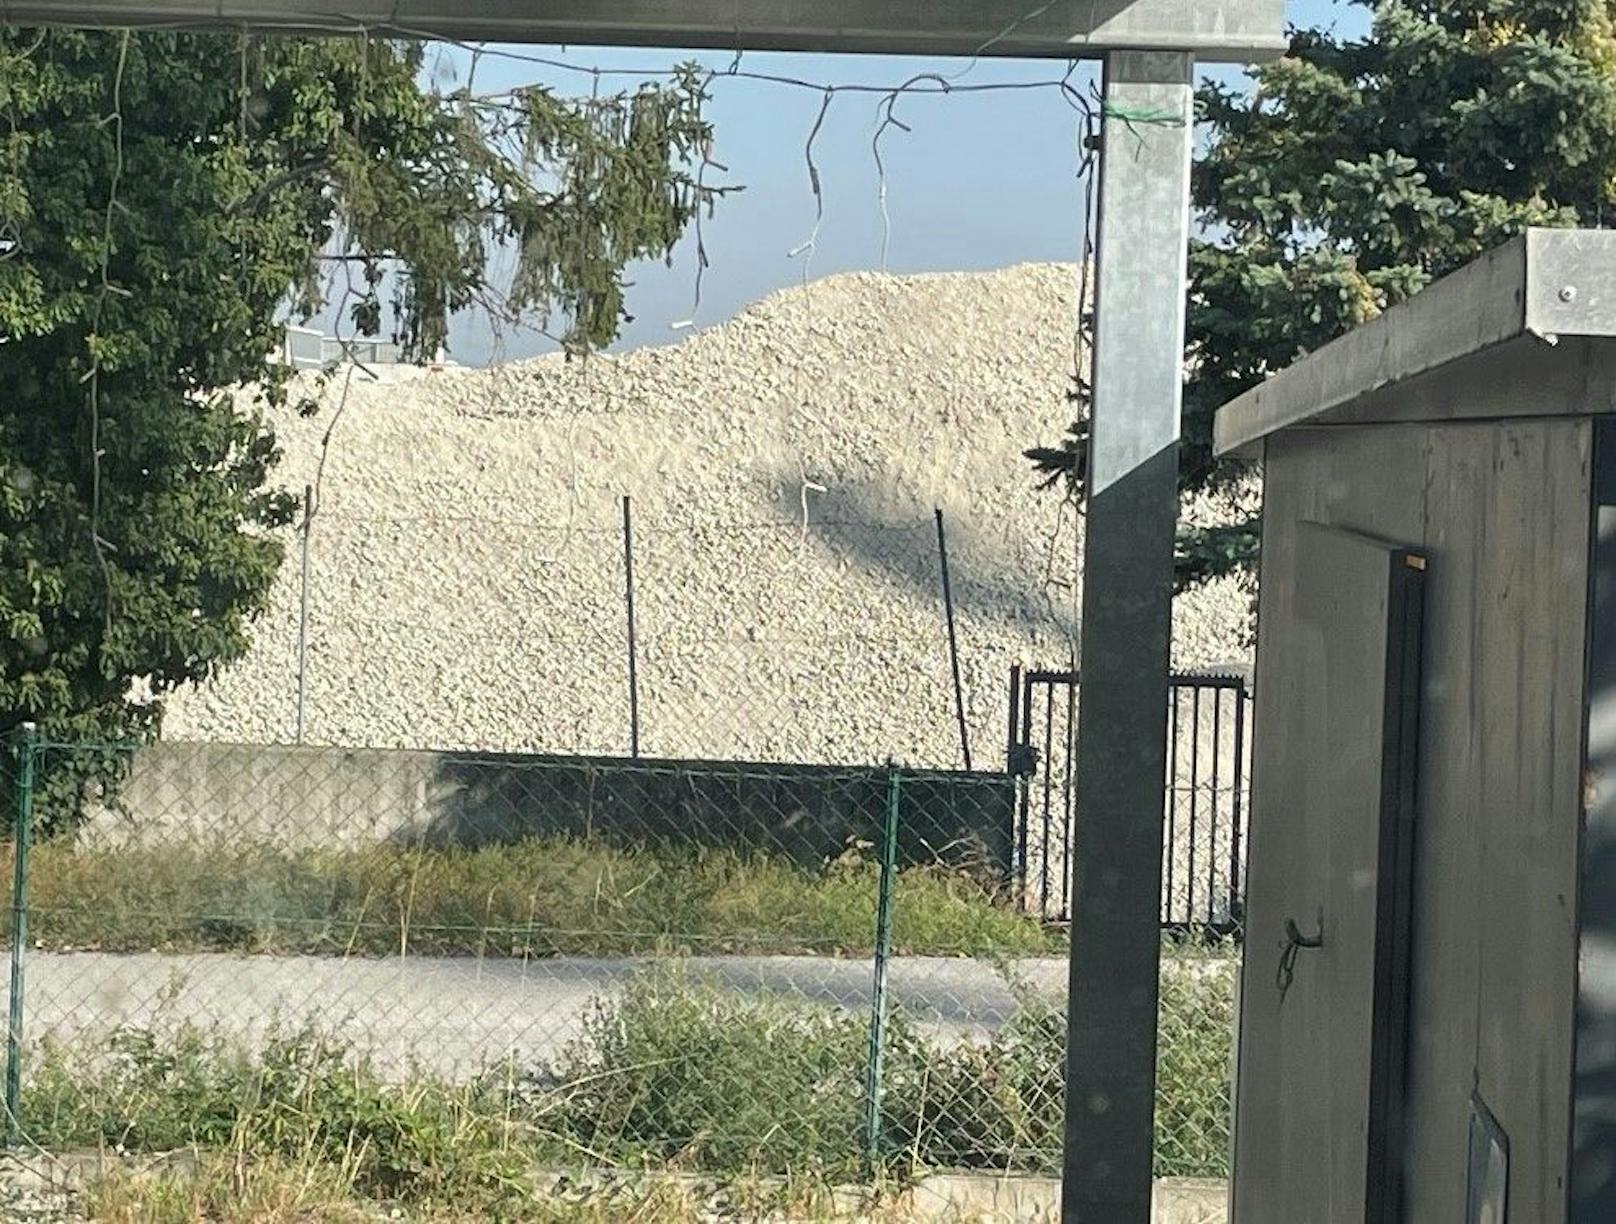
[0,0,1287,61]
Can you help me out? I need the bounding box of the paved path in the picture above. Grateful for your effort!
[7,951,1087,1078]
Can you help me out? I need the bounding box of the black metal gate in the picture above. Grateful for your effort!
[1006,667,1252,938]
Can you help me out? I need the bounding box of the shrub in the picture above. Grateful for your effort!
[16,950,1237,1195]
[528,955,1235,1178]
[24,1023,533,1208]
[532,965,872,1175]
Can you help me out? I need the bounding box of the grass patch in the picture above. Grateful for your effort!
[4,838,1060,959]
[18,951,1235,1201]
[26,1028,535,1206]
[81,1155,398,1223]
[77,1154,894,1223]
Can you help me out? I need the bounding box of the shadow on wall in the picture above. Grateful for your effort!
[83,743,1014,877]
[416,750,1017,874]
[769,472,1074,638]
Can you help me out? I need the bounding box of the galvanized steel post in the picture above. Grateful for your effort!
[1062,50,1196,1223]
[863,766,901,1169]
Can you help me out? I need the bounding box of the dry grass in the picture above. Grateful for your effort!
[75,1154,920,1223]
[6,838,1060,959]
[82,1156,383,1223]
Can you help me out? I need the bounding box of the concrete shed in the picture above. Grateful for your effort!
[1214,229,1616,1223]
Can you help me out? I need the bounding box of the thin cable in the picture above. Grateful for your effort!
[399,28,1076,98]
[1067,78,1099,670]
[786,90,833,286]
[86,30,131,631]
[88,3,1085,97]
[944,0,1062,84]
[872,74,948,273]
[672,78,726,332]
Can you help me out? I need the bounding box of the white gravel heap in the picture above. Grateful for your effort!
[164,263,1251,767]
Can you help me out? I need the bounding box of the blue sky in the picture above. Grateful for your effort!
[374,1,1370,364]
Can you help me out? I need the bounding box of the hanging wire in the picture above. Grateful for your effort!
[672,71,726,332]
[86,30,132,631]
[786,89,834,285]
[1032,70,1100,658]
[871,74,949,274]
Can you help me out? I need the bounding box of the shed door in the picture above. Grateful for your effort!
[1231,523,1425,1224]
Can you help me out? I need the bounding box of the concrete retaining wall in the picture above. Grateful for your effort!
[88,741,1017,870]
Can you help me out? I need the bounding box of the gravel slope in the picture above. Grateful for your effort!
[165,264,1251,765]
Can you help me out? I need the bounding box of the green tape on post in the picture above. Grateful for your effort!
[5,723,37,1147]
[863,766,901,1170]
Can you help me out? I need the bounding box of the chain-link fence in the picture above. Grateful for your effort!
[0,726,1238,1185]
[167,494,1086,769]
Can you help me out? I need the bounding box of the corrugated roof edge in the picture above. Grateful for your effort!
[1212,228,1616,457]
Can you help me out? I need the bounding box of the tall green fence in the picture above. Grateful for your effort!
[0,730,1238,1183]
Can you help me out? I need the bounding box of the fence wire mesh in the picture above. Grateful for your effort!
[181,499,1081,771]
[1,726,1239,1186]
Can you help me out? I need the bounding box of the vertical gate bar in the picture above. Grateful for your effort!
[1040,684,1055,918]
[5,723,37,1146]
[1062,674,1077,921]
[1209,684,1223,932]
[1016,671,1035,911]
[1188,684,1201,933]
[1006,664,1022,772]
[1166,684,1179,926]
[621,495,641,758]
[863,768,901,1169]
[1007,664,1023,893]
[935,508,973,771]
[1230,682,1248,927]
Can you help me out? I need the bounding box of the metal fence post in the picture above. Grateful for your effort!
[934,508,972,770]
[1230,681,1249,932]
[622,494,641,758]
[863,766,901,1170]
[5,722,38,1145]
[296,482,313,745]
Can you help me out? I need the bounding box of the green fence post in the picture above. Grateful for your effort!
[4,722,36,1146]
[863,766,901,1171]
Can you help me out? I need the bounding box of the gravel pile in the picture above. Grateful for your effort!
[164,264,1251,767]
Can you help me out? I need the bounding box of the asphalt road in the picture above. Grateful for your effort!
[6,951,1083,1078]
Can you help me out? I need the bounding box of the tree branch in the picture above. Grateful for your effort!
[229,158,333,216]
